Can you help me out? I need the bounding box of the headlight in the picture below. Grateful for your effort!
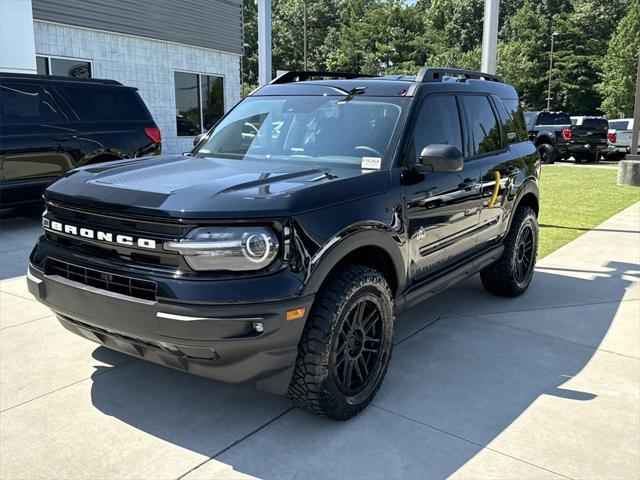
[164,226,279,271]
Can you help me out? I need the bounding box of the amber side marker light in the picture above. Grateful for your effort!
[286,307,306,321]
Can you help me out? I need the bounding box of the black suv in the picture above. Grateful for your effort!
[28,68,540,420]
[0,73,160,207]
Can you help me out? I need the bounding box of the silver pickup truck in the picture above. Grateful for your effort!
[604,118,638,161]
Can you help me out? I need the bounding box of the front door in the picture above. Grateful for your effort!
[403,94,482,285]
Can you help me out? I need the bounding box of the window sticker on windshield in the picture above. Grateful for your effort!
[362,157,382,170]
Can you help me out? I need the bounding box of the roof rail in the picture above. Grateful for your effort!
[270,71,378,84]
[0,72,123,86]
[416,67,503,83]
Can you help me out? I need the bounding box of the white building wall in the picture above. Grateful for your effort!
[34,21,241,154]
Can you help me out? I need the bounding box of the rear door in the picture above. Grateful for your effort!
[459,94,520,246]
[0,81,80,184]
[571,118,608,148]
[403,93,482,284]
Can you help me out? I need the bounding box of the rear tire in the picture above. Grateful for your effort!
[480,206,538,297]
[536,143,556,164]
[287,264,394,420]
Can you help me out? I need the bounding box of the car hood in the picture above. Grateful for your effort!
[45,154,390,219]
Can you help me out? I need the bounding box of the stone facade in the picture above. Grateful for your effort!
[34,21,241,154]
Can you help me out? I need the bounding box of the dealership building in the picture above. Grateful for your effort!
[0,0,242,154]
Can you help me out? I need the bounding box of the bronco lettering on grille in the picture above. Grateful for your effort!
[44,219,157,250]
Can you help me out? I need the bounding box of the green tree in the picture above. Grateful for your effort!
[597,1,640,118]
[552,0,629,113]
[496,0,549,109]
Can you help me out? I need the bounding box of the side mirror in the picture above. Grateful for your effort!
[416,144,464,172]
[193,133,206,147]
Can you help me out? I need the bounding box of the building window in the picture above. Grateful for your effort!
[36,56,92,78]
[175,71,224,136]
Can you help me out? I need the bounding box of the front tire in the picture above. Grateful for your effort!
[287,264,394,420]
[480,206,538,297]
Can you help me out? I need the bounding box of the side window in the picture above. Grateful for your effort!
[461,95,502,155]
[0,83,66,125]
[409,94,462,162]
[495,98,527,144]
[57,86,148,122]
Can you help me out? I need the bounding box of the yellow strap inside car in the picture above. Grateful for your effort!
[488,171,501,208]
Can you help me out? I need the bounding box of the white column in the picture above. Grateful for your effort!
[0,0,37,73]
[480,0,500,74]
[257,0,272,86]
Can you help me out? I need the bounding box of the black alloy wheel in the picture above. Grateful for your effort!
[513,223,535,285]
[333,296,384,398]
[287,264,394,420]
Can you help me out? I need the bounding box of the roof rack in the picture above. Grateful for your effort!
[270,71,378,84]
[0,72,123,86]
[416,67,503,83]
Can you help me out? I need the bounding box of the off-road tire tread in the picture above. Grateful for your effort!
[480,206,537,297]
[287,264,394,420]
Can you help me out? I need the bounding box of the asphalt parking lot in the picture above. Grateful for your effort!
[1,203,639,480]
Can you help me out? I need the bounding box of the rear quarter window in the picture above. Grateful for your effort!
[57,85,149,122]
[498,98,528,143]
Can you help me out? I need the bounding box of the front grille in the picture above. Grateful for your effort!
[47,259,157,301]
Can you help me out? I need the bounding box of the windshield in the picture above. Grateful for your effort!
[195,95,408,167]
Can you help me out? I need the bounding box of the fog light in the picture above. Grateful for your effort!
[253,321,264,333]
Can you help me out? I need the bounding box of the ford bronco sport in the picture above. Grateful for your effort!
[28,68,540,420]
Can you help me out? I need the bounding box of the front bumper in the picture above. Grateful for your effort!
[27,265,314,394]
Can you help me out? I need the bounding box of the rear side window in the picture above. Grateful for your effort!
[57,85,149,122]
[0,83,67,125]
[581,118,608,129]
[461,95,502,155]
[408,94,462,162]
[496,98,528,143]
[537,112,571,126]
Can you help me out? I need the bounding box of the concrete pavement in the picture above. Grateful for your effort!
[0,202,638,479]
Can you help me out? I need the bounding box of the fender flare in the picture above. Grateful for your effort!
[507,179,540,231]
[301,227,406,297]
[535,132,555,146]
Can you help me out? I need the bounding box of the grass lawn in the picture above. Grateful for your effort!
[538,164,640,258]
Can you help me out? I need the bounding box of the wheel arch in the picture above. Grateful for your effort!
[79,149,128,166]
[534,134,554,147]
[302,230,405,299]
[507,181,540,232]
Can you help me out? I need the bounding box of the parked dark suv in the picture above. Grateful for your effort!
[0,73,160,207]
[28,68,540,420]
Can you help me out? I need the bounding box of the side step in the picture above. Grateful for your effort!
[396,245,504,313]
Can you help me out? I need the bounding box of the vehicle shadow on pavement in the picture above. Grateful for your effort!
[0,205,43,281]
[88,261,636,479]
